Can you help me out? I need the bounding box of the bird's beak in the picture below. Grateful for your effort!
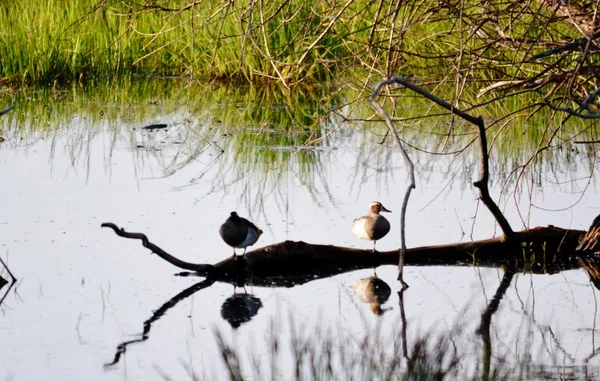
[381,205,392,213]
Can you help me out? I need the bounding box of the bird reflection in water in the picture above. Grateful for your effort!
[352,276,392,315]
[220,293,263,328]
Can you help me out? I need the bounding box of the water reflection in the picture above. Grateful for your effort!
[2,80,600,380]
[220,293,263,328]
[476,267,516,380]
[0,255,16,307]
[105,278,216,366]
[351,276,391,315]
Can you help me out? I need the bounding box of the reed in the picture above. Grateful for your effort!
[0,0,592,96]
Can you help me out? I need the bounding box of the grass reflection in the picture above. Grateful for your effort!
[212,311,598,381]
[0,78,598,212]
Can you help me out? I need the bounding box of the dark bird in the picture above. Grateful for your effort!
[351,201,391,252]
[220,293,263,328]
[219,212,263,257]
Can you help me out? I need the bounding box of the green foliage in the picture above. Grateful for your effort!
[1,0,597,96]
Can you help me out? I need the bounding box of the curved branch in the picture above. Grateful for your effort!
[370,78,416,287]
[101,223,216,276]
[376,76,514,238]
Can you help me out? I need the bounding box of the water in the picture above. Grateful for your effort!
[1,83,599,380]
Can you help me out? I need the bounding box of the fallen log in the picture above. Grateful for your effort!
[102,222,593,288]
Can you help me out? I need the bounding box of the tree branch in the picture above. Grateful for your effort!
[374,76,514,238]
[370,78,417,287]
[101,223,216,276]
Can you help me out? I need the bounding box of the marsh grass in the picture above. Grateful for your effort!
[214,321,474,381]
[210,313,600,381]
[209,304,600,381]
[0,0,596,101]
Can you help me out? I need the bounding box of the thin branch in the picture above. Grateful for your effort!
[296,0,354,66]
[370,77,416,287]
[529,31,600,61]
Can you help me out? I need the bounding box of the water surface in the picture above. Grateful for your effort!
[1,81,599,380]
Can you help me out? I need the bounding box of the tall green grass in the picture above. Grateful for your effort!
[0,0,593,92]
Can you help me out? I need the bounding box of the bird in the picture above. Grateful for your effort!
[351,201,391,252]
[352,276,392,315]
[219,212,263,257]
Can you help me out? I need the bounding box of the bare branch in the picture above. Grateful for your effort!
[101,223,216,275]
[529,31,600,61]
[373,76,514,238]
[370,78,417,287]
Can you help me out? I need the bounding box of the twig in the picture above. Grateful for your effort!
[296,0,354,67]
[542,96,600,119]
[0,105,15,117]
[529,31,600,61]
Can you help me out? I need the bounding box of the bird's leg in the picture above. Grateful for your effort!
[232,249,237,258]
[372,241,377,252]
[373,267,378,277]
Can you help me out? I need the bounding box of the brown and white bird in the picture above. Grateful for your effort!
[351,201,391,252]
[219,212,263,257]
[352,276,392,315]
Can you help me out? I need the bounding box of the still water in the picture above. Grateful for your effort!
[0,82,599,380]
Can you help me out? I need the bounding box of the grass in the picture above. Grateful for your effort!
[210,312,599,381]
[0,0,596,96]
